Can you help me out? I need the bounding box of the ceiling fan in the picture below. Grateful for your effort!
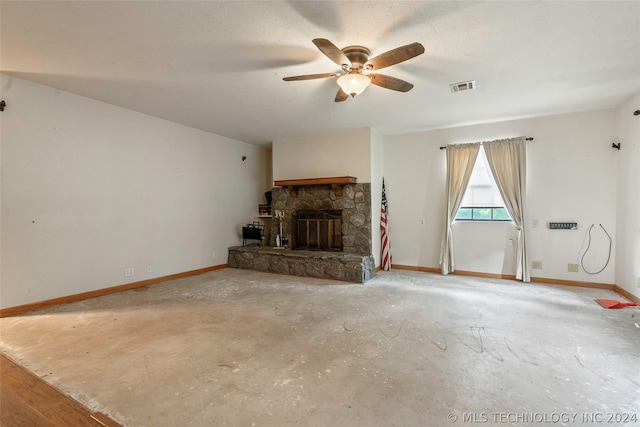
[283,38,425,102]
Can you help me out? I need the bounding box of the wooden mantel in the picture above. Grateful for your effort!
[274,176,357,187]
[274,176,357,197]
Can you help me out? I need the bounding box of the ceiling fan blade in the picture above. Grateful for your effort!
[366,42,425,70]
[335,88,349,102]
[368,74,414,92]
[283,72,340,81]
[313,38,351,67]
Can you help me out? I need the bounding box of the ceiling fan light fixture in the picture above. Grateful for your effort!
[283,39,425,101]
[337,72,371,97]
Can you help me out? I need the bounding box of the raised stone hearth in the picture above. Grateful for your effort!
[227,246,375,283]
[228,179,375,283]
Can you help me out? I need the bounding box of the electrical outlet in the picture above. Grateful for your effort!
[532,219,539,228]
[124,268,135,277]
[419,219,425,226]
[568,263,579,273]
[532,261,542,270]
[212,251,218,259]
[146,265,152,273]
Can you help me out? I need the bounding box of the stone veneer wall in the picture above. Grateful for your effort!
[270,183,372,255]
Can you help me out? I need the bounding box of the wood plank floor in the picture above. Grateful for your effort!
[0,354,122,427]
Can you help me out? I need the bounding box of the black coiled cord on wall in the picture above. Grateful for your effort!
[580,224,612,275]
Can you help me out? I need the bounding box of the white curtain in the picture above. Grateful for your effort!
[483,137,530,282]
[440,143,480,275]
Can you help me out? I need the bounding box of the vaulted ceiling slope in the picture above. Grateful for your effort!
[2,1,639,146]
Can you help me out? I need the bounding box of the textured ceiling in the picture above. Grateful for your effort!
[2,1,639,146]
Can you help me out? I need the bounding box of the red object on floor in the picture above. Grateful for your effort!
[595,298,639,309]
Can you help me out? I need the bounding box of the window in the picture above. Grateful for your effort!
[455,146,511,221]
[455,207,511,221]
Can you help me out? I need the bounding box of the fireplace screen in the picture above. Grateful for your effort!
[293,209,342,251]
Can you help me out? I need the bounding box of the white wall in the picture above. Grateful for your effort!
[0,74,268,309]
[384,130,446,271]
[385,109,618,284]
[3,74,630,309]
[370,129,384,267]
[272,128,372,183]
[614,92,640,297]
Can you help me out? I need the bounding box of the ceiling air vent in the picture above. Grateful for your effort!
[450,80,476,93]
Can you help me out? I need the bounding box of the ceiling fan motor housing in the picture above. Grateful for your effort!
[341,46,371,71]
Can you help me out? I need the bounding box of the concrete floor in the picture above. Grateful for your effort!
[1,268,639,427]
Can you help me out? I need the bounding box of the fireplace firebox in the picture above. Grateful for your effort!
[293,209,342,251]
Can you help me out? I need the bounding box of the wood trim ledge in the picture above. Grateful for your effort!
[614,285,640,304]
[530,276,613,290]
[0,264,227,318]
[274,176,357,187]
[391,264,440,274]
[390,264,639,302]
[3,263,637,317]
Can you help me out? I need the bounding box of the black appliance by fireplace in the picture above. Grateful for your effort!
[242,222,264,246]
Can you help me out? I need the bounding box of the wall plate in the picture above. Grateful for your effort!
[549,222,577,230]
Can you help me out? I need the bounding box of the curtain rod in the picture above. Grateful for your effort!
[439,137,533,150]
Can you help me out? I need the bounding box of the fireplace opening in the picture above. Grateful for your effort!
[293,209,342,251]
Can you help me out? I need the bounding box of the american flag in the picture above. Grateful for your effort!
[380,178,391,271]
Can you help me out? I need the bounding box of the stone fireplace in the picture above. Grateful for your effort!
[227,177,376,283]
[270,181,372,255]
